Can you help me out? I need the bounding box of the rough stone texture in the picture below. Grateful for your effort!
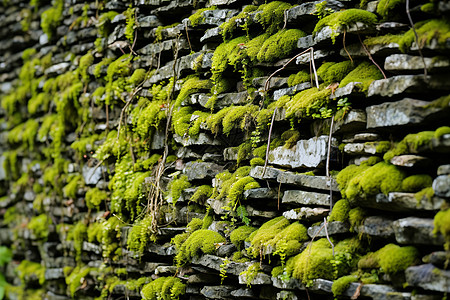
[356,216,395,239]
[173,133,221,147]
[437,164,450,175]
[82,164,106,185]
[390,155,431,168]
[282,190,330,206]
[393,217,445,246]
[343,142,382,155]
[200,285,235,299]
[354,192,444,212]
[277,172,339,192]
[243,188,278,199]
[271,277,304,290]
[433,175,450,198]
[332,109,367,134]
[368,75,450,97]
[269,136,337,169]
[406,264,450,292]
[273,82,311,100]
[192,255,247,276]
[283,207,329,221]
[307,221,349,237]
[238,272,272,285]
[384,54,450,72]
[366,98,445,128]
[183,161,224,181]
[250,166,283,180]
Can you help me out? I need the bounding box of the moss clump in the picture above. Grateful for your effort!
[376,0,405,20]
[65,266,92,297]
[317,61,355,85]
[141,276,185,300]
[281,129,301,149]
[314,9,378,43]
[67,221,87,263]
[383,130,435,161]
[364,33,402,46]
[328,199,351,223]
[348,207,366,232]
[230,225,257,250]
[435,126,450,138]
[339,61,384,91]
[358,244,419,274]
[190,185,213,204]
[240,263,261,287]
[285,87,333,119]
[257,29,306,62]
[174,76,211,108]
[175,229,226,266]
[40,0,63,39]
[220,5,258,40]
[127,215,155,256]
[17,260,46,286]
[188,7,216,27]
[288,71,310,87]
[85,187,108,210]
[167,175,191,204]
[28,214,51,241]
[250,157,265,166]
[399,19,450,52]
[433,209,450,250]
[332,275,358,298]
[401,174,433,192]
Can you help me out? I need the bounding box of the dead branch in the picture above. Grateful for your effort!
[343,29,353,64]
[357,33,387,79]
[326,115,334,211]
[406,0,427,76]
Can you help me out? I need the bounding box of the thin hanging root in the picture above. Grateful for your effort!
[351,282,363,299]
[262,48,320,177]
[184,21,193,53]
[326,116,334,211]
[323,217,335,256]
[406,0,427,77]
[357,33,387,79]
[343,29,353,64]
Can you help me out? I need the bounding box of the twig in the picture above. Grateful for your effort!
[406,0,427,77]
[323,217,335,256]
[278,182,282,210]
[116,86,143,139]
[357,33,387,79]
[185,21,193,53]
[282,9,288,30]
[351,282,363,299]
[262,107,277,178]
[326,116,334,211]
[343,29,353,64]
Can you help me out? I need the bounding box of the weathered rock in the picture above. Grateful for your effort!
[277,291,298,300]
[384,54,450,72]
[200,27,222,42]
[427,251,449,269]
[283,207,329,221]
[45,268,65,280]
[250,166,283,180]
[393,217,445,246]
[296,50,334,64]
[192,254,247,276]
[282,190,330,206]
[273,82,311,100]
[231,288,257,298]
[308,279,332,293]
[244,188,277,199]
[307,221,349,237]
[356,216,395,239]
[278,171,338,192]
[368,75,450,98]
[155,265,177,275]
[137,15,162,28]
[188,273,220,284]
[269,135,337,169]
[437,164,450,175]
[183,161,224,181]
[343,142,384,155]
[193,91,249,109]
[200,285,235,299]
[406,264,450,292]
[246,206,278,218]
[239,272,272,285]
[366,98,446,128]
[208,198,227,215]
[355,192,444,212]
[82,164,106,185]
[433,175,450,198]
[390,155,431,168]
[332,109,367,134]
[253,77,287,89]
[217,244,236,257]
[272,276,304,290]
[173,133,221,147]
[343,282,410,300]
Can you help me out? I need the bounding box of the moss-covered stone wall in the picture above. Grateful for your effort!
[1,0,450,298]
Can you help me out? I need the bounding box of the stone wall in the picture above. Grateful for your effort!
[0,0,450,299]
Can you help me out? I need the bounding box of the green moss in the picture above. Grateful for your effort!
[87,222,103,243]
[376,0,405,20]
[175,229,226,266]
[220,5,257,40]
[40,0,63,39]
[129,68,147,85]
[222,105,258,136]
[28,214,51,241]
[187,218,203,233]
[332,275,358,298]
[435,126,450,138]
[257,29,306,62]
[67,221,87,263]
[189,7,216,27]
[288,70,310,87]
[328,199,351,223]
[124,6,136,43]
[141,276,185,300]
[383,130,436,161]
[364,33,402,46]
[211,36,247,78]
[250,157,265,166]
[85,187,108,210]
[433,209,450,250]
[401,174,433,192]
[232,250,250,263]
[314,9,378,43]
[339,61,384,91]
[168,175,191,204]
[415,187,434,203]
[190,185,213,203]
[235,141,252,166]
[65,266,92,297]
[127,215,155,256]
[17,260,45,286]
[228,176,260,206]
[131,97,167,139]
[317,61,355,85]
[254,1,292,35]
[281,129,301,149]
[399,19,450,52]
[239,263,261,287]
[348,207,366,232]
[285,87,333,119]
[247,216,290,257]
[359,244,419,274]
[230,225,257,250]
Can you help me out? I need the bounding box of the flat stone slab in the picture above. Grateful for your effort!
[173,133,221,147]
[332,109,367,134]
[366,98,446,128]
[393,217,445,246]
[282,190,330,206]
[238,272,272,285]
[438,164,450,175]
[343,142,383,155]
[250,166,283,180]
[356,216,395,239]
[277,171,339,192]
[343,282,410,300]
[200,285,235,299]
[273,82,311,101]
[183,161,224,181]
[269,135,337,169]
[283,207,329,221]
[433,175,450,198]
[390,155,431,168]
[406,264,450,292]
[354,192,444,212]
[384,54,450,72]
[307,221,349,238]
[243,188,278,199]
[272,276,304,290]
[192,91,249,109]
[192,254,248,276]
[246,205,278,218]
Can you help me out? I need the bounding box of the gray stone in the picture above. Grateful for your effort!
[272,276,304,290]
[332,109,367,134]
[297,35,314,49]
[188,273,220,284]
[137,15,162,28]
[353,133,380,141]
[343,283,409,300]
[343,142,382,155]
[253,77,287,89]
[384,54,450,72]
[356,216,395,239]
[437,165,450,175]
[366,98,445,128]
[393,217,445,246]
[44,62,70,75]
[308,279,332,293]
[250,166,283,180]
[427,251,448,269]
[277,172,339,192]
[296,50,334,64]
[138,38,188,55]
[269,135,337,169]
[307,221,349,238]
[332,82,365,98]
[200,27,222,43]
[223,147,238,161]
[192,255,247,276]
[283,207,329,221]
[282,190,330,206]
[217,244,236,257]
[173,133,221,147]
[406,264,450,292]
[239,272,272,285]
[340,42,400,58]
[200,285,235,299]
[183,161,223,181]
[273,82,311,101]
[231,288,256,298]
[433,175,450,198]
[155,265,177,275]
[45,268,65,280]
[82,164,106,185]
[362,192,444,212]
[246,206,278,218]
[82,242,102,254]
[200,9,239,26]
[193,91,249,109]
[368,75,450,98]
[277,291,298,300]
[202,153,223,162]
[208,198,227,215]
[244,188,277,199]
[390,155,431,168]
